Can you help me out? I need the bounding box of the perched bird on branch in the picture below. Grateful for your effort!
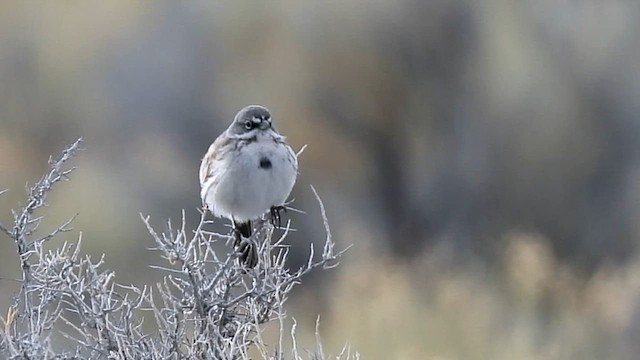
[199,105,298,267]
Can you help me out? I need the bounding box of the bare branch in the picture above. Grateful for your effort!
[0,140,358,359]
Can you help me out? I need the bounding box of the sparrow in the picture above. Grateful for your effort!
[199,105,298,267]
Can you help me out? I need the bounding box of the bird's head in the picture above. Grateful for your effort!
[229,105,275,136]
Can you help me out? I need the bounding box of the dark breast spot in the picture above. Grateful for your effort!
[259,157,272,169]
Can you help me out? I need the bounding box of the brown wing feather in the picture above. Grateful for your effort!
[199,134,233,187]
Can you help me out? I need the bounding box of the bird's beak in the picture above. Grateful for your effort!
[259,119,271,130]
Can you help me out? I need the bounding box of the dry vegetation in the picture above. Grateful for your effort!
[313,233,639,360]
[0,139,357,360]
[1,2,639,359]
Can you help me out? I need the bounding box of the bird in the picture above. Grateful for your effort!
[199,105,298,267]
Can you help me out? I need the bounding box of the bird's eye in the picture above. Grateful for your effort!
[244,120,253,130]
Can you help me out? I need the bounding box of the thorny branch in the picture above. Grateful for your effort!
[0,139,358,360]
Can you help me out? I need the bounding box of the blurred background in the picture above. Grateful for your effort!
[1,1,640,358]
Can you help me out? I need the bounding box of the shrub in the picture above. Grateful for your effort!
[0,139,357,360]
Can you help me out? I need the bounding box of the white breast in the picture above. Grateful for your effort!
[204,134,297,222]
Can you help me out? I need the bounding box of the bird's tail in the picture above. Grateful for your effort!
[236,240,258,268]
[234,220,252,238]
[233,220,257,268]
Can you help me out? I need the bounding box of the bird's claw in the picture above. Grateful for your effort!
[270,205,287,228]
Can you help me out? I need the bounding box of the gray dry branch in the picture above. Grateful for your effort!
[0,139,358,360]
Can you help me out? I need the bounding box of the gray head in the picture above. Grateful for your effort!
[228,105,274,135]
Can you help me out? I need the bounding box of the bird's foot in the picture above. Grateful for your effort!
[270,205,287,228]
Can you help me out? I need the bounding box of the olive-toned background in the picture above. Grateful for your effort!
[1,2,640,359]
